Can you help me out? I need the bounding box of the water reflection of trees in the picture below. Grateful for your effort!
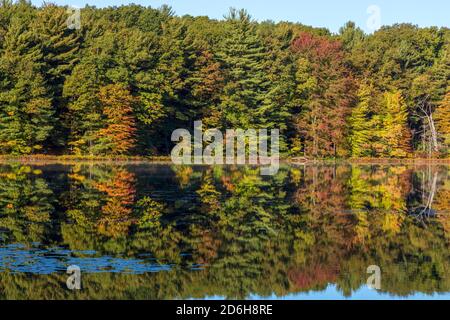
[0,164,55,244]
[0,163,448,299]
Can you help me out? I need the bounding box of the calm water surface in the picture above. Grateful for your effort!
[0,163,448,300]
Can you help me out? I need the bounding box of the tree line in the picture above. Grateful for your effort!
[0,1,449,158]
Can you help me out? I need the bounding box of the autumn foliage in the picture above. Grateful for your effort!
[292,32,355,157]
[97,84,137,155]
[0,3,448,158]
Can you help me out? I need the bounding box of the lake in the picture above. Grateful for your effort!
[0,162,448,300]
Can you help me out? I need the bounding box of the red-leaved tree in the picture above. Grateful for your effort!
[292,32,356,158]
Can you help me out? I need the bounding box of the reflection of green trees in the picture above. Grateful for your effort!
[0,163,449,299]
[0,164,54,244]
[204,167,294,298]
[338,214,449,297]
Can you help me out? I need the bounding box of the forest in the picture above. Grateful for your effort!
[0,1,449,158]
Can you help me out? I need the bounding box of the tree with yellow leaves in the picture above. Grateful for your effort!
[380,91,412,158]
[435,88,450,155]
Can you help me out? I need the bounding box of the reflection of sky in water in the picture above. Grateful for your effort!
[1,243,449,300]
[201,286,450,300]
[0,243,203,274]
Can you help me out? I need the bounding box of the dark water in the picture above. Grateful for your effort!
[0,162,448,300]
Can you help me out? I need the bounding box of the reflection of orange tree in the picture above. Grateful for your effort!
[295,165,355,247]
[64,164,182,259]
[220,167,243,192]
[291,165,354,293]
[288,263,339,291]
[94,168,136,237]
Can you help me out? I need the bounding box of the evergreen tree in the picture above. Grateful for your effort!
[217,9,269,129]
[259,23,297,152]
[62,57,104,155]
[33,3,79,96]
[0,13,53,154]
[32,3,79,148]
[135,17,186,154]
[338,21,365,52]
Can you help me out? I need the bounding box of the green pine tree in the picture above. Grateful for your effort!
[259,23,297,153]
[32,3,80,148]
[217,9,270,129]
[0,13,54,154]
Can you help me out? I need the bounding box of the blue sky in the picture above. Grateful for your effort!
[30,0,449,33]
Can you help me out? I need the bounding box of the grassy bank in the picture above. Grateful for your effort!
[289,157,450,165]
[0,154,172,164]
[1,154,450,165]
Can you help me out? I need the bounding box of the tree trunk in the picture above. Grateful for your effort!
[428,113,439,152]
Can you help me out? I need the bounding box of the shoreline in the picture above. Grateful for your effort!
[0,155,449,165]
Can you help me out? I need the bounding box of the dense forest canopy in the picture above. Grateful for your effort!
[0,1,449,158]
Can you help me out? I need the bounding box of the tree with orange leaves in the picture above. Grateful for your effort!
[96,84,137,155]
[292,32,356,158]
